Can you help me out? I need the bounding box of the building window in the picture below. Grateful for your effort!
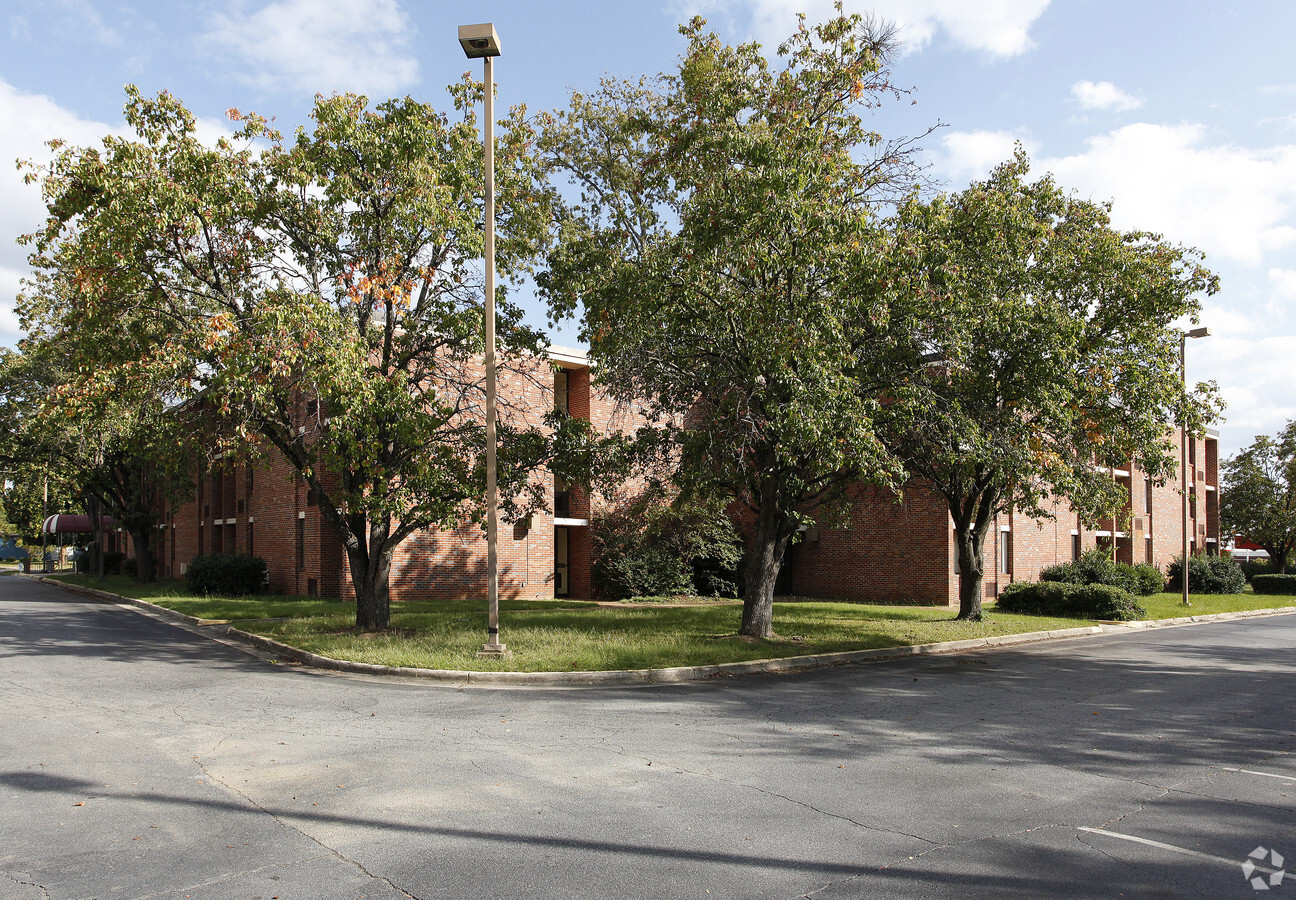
[296,517,305,571]
[999,531,1012,575]
[247,522,254,557]
[1145,479,1153,515]
[1072,532,1081,561]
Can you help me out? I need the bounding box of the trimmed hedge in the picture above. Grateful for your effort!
[1039,550,1163,596]
[185,553,268,597]
[997,581,1146,621]
[1165,555,1246,595]
[1250,574,1296,595]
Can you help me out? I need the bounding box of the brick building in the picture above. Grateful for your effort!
[781,428,1221,605]
[121,349,1220,609]
[148,346,643,602]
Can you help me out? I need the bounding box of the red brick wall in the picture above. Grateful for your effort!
[786,481,955,605]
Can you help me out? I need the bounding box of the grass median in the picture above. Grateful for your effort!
[46,574,1097,673]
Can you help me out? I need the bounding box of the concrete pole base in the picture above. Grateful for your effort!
[477,643,509,658]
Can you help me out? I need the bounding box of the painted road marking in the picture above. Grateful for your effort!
[1223,767,1295,782]
[1077,827,1282,876]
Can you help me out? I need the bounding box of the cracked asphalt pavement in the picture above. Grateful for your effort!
[1,575,1293,899]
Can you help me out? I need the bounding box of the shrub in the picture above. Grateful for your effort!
[1237,558,1273,584]
[122,557,137,577]
[1250,574,1296,595]
[185,553,269,596]
[1165,555,1246,595]
[592,489,741,601]
[997,581,1146,620]
[1129,563,1166,596]
[1040,550,1156,594]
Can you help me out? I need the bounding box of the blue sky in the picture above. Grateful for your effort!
[2,0,1294,457]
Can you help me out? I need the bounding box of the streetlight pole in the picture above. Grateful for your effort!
[459,23,507,656]
[1180,326,1210,607]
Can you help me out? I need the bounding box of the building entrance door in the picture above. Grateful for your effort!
[555,526,569,597]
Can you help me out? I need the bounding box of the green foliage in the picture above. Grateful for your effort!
[19,84,559,627]
[997,581,1146,620]
[1165,554,1246,594]
[540,10,927,637]
[1249,573,1296,595]
[1219,421,1296,572]
[1038,550,1163,596]
[592,489,742,600]
[883,148,1220,620]
[1237,558,1272,583]
[1130,563,1167,596]
[184,554,269,597]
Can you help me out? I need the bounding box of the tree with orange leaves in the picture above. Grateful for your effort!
[20,83,561,628]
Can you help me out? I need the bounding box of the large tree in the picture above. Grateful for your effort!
[1219,421,1296,573]
[21,84,559,627]
[0,331,193,583]
[540,11,931,638]
[882,150,1221,619]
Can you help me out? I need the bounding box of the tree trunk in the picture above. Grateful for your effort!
[87,494,105,580]
[347,517,394,630]
[128,526,156,584]
[1267,547,1288,574]
[950,487,998,621]
[954,526,988,621]
[739,499,795,639]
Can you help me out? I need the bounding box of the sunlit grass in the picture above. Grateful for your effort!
[1140,591,1296,619]
[44,573,1097,672]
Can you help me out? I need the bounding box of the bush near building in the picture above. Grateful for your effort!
[1039,550,1164,596]
[591,492,741,601]
[997,581,1146,621]
[1165,555,1246,595]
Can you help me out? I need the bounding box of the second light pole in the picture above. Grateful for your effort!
[459,22,507,656]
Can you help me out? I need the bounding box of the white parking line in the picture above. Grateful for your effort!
[1076,827,1281,875]
[1223,767,1295,782]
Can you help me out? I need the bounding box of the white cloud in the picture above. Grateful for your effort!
[675,0,1051,58]
[1270,268,1296,301]
[1042,124,1296,265]
[1199,335,1296,451]
[0,80,126,347]
[202,0,419,97]
[0,81,233,349]
[936,129,1038,183]
[1070,80,1142,112]
[945,123,1296,266]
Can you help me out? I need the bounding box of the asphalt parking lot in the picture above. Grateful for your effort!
[1,575,1292,899]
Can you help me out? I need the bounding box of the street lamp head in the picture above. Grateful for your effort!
[1186,326,1211,339]
[458,23,501,58]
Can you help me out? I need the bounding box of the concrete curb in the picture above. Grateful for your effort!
[1096,605,1296,630]
[26,574,1296,686]
[226,624,1107,685]
[31,575,231,627]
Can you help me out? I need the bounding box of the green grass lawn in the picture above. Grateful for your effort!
[1140,591,1296,619]
[44,574,1294,673]
[45,573,1093,673]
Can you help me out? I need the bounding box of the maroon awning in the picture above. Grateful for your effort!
[42,515,117,534]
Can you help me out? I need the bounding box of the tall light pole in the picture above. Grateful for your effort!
[459,23,507,656]
[1180,326,1210,607]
